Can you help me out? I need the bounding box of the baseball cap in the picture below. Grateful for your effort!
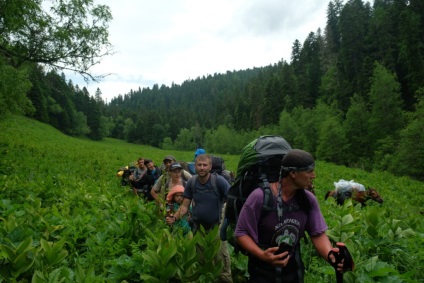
[163,155,176,162]
[169,162,182,171]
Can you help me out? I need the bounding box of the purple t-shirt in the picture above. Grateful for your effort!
[235,188,328,248]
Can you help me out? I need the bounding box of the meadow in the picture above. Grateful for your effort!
[1,115,423,282]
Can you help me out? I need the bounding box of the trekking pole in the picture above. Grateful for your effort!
[165,202,174,230]
[328,247,343,283]
[328,242,354,283]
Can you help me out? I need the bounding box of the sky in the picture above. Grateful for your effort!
[70,0,331,102]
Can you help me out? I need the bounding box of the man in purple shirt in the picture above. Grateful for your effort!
[235,149,344,283]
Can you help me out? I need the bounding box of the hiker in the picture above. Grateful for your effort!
[186,148,206,174]
[166,154,233,283]
[235,149,346,283]
[143,159,161,201]
[151,155,191,207]
[189,149,233,184]
[129,157,149,196]
[144,159,161,183]
[166,185,191,235]
[164,162,188,194]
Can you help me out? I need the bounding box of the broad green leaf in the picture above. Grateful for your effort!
[16,237,33,255]
[366,225,379,238]
[32,270,48,283]
[50,250,68,266]
[40,239,50,252]
[11,251,34,277]
[158,243,177,264]
[390,219,401,231]
[0,244,15,260]
[326,229,341,241]
[142,250,161,267]
[341,214,354,226]
[140,274,162,283]
[367,262,397,277]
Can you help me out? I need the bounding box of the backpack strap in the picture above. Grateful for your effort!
[210,172,219,198]
[276,172,284,223]
[188,175,197,197]
[261,176,274,212]
[210,173,224,222]
[190,173,219,198]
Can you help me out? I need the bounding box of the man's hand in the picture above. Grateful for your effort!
[328,242,354,272]
[260,246,290,267]
[328,251,346,272]
[328,242,354,283]
[165,216,176,226]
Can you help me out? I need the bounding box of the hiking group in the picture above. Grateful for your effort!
[120,136,353,283]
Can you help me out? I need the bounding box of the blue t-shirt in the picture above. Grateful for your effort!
[184,173,230,226]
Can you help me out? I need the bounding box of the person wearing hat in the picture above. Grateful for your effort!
[162,155,176,170]
[235,149,347,282]
[151,157,192,207]
[166,185,191,235]
[165,162,188,194]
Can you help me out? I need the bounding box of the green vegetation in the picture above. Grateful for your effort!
[1,0,424,180]
[1,116,423,282]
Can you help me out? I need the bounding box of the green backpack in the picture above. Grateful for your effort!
[220,135,293,251]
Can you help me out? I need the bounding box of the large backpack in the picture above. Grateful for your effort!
[220,135,292,251]
[210,155,225,174]
[210,155,234,184]
[226,135,292,223]
[116,164,137,186]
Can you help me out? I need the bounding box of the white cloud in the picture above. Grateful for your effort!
[70,0,331,102]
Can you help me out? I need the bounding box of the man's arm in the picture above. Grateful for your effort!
[310,232,333,261]
[150,175,163,202]
[173,198,191,219]
[150,187,159,201]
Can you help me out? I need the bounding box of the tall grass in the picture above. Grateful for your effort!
[1,115,423,282]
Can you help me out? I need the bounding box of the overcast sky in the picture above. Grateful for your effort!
[70,0,332,102]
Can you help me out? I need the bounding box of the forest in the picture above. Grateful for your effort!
[1,0,423,180]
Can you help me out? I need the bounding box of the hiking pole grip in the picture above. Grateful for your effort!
[328,247,343,283]
[328,242,355,283]
[336,242,354,272]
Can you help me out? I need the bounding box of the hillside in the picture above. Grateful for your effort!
[0,115,423,282]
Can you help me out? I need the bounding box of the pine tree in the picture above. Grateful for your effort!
[344,94,372,165]
[394,91,424,180]
[368,62,404,153]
